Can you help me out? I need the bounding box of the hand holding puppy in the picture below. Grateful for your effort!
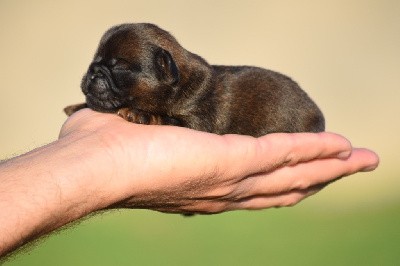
[0,109,378,256]
[60,109,378,214]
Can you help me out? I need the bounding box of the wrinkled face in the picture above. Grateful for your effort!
[81,54,139,112]
[81,26,179,113]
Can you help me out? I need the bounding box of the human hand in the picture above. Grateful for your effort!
[60,109,379,214]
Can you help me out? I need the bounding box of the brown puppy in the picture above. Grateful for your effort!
[65,23,324,136]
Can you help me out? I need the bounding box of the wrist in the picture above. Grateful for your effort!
[51,133,123,212]
[0,135,119,255]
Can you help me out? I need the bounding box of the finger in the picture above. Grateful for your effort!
[59,108,122,138]
[258,132,353,165]
[239,148,379,196]
[59,108,96,137]
[219,132,352,178]
[153,185,322,214]
[234,186,322,210]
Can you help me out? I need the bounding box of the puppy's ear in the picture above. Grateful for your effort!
[155,48,180,85]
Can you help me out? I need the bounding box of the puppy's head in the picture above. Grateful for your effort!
[81,23,181,113]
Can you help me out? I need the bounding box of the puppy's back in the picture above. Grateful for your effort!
[212,66,325,136]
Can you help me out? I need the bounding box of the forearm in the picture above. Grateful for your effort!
[0,136,112,256]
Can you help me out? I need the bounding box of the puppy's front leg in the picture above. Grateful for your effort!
[117,108,181,126]
[64,103,88,116]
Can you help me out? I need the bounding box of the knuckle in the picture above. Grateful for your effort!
[292,178,310,190]
[209,202,229,213]
[283,135,298,163]
[195,202,228,214]
[205,186,236,200]
[281,195,303,207]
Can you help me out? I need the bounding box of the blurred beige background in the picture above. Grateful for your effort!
[0,0,399,209]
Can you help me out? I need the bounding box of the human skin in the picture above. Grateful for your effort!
[0,109,379,256]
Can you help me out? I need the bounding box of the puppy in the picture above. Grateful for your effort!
[65,23,325,136]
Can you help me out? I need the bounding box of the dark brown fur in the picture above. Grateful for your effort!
[65,23,324,136]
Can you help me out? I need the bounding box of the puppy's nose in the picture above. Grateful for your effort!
[91,66,105,80]
[90,73,103,80]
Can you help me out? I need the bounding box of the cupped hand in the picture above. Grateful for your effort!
[60,109,379,214]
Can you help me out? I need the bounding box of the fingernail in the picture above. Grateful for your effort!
[361,165,378,172]
[337,151,351,159]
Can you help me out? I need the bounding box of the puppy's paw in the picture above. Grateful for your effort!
[117,108,161,125]
[64,103,87,116]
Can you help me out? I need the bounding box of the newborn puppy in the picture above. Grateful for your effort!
[65,23,325,136]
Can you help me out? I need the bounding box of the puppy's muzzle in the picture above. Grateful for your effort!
[81,63,125,112]
[85,64,116,95]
